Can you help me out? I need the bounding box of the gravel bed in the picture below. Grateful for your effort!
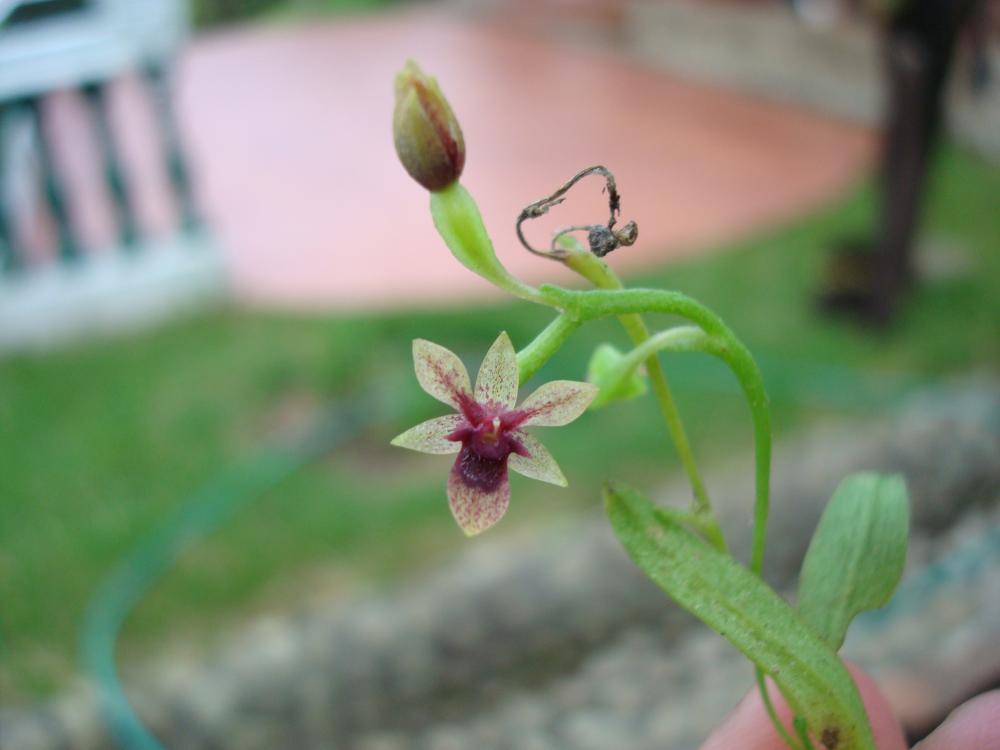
[2,381,998,750]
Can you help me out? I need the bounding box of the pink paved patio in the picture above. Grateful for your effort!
[171,10,873,309]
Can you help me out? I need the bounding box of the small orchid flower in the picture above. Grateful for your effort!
[392,332,598,536]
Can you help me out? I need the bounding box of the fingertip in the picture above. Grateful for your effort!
[846,663,908,750]
[699,664,907,750]
[914,690,1000,750]
[700,686,787,750]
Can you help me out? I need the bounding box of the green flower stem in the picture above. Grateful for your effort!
[795,716,821,750]
[656,500,728,552]
[429,183,550,306]
[758,671,806,750]
[542,284,772,576]
[589,309,792,743]
[545,283,787,743]
[563,250,719,536]
[425,183,791,744]
[586,323,726,548]
[515,312,582,384]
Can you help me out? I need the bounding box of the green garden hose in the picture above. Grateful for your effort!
[80,396,381,750]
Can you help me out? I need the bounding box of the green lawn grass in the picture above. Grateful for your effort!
[191,0,397,28]
[1,147,997,701]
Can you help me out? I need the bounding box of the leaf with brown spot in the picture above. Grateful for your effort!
[605,481,878,750]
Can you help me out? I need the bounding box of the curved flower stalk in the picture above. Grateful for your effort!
[390,60,910,750]
[391,332,597,535]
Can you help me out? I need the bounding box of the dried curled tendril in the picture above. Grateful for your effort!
[516,165,639,261]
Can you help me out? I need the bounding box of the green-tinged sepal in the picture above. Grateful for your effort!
[586,343,647,408]
[797,472,909,651]
[393,60,465,192]
[604,481,877,750]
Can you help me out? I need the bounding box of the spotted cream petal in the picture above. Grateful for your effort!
[390,414,464,455]
[518,380,599,427]
[413,339,472,409]
[508,432,567,487]
[447,459,511,536]
[474,331,519,409]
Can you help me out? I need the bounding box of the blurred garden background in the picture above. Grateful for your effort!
[1,1,999,748]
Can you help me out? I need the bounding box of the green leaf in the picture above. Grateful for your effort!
[797,472,909,651]
[586,343,647,408]
[605,481,875,750]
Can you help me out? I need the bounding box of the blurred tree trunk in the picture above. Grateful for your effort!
[820,0,986,323]
[871,0,982,318]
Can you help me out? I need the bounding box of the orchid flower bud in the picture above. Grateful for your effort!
[586,343,648,409]
[393,61,466,192]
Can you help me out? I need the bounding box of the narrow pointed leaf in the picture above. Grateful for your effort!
[604,481,876,750]
[797,472,909,651]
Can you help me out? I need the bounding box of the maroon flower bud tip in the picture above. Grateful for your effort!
[393,60,466,192]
